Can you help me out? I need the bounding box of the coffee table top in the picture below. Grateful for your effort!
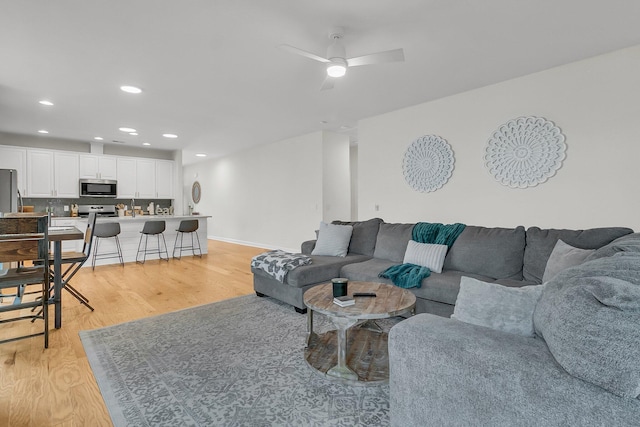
[303,281,416,320]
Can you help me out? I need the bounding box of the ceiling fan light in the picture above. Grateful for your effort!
[327,63,346,78]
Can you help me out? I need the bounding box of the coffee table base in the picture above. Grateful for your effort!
[304,328,389,385]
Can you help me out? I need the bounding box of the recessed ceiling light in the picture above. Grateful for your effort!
[120,85,142,94]
[119,127,136,133]
[38,129,49,134]
[162,133,178,138]
[94,136,104,141]
[143,142,151,146]
[129,132,138,136]
[39,100,54,106]
[196,153,207,157]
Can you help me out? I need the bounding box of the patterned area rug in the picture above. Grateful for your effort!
[80,295,400,426]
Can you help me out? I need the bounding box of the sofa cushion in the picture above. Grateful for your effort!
[311,222,353,257]
[332,218,383,256]
[534,253,640,399]
[403,241,447,273]
[542,240,594,282]
[340,258,397,283]
[452,277,545,337]
[373,223,415,263]
[523,227,633,283]
[584,232,640,262]
[252,253,370,288]
[443,225,526,280]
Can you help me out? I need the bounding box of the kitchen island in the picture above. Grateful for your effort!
[51,215,211,266]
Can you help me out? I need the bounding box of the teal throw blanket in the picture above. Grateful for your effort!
[379,222,466,289]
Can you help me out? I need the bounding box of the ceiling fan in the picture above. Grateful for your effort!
[279,27,405,90]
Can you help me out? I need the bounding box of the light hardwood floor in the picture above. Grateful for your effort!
[0,240,266,427]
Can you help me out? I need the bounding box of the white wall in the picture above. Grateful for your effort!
[322,131,351,222]
[183,132,324,251]
[359,45,640,231]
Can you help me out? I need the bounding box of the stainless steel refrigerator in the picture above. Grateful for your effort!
[0,169,19,213]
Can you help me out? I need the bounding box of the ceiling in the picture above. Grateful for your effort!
[2,1,640,165]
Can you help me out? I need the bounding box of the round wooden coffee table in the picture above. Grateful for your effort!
[303,281,416,384]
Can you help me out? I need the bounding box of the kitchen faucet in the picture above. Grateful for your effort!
[131,198,135,217]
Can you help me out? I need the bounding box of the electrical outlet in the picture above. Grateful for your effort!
[63,205,69,212]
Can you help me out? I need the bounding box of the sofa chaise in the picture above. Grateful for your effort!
[389,232,640,426]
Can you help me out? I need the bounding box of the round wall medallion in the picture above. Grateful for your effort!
[484,116,566,188]
[403,135,455,193]
[191,181,201,204]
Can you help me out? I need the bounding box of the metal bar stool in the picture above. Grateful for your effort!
[91,222,124,269]
[136,220,169,264]
[172,219,202,259]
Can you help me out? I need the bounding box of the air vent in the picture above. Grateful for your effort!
[112,140,126,144]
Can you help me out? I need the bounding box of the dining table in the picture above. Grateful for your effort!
[48,225,84,329]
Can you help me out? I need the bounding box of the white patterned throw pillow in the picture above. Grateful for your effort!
[403,240,448,273]
[311,222,353,257]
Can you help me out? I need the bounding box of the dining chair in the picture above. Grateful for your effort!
[0,214,50,348]
[49,212,97,311]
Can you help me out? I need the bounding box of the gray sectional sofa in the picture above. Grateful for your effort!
[252,218,631,315]
[389,232,640,426]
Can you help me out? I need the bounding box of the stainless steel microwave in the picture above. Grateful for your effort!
[79,179,117,198]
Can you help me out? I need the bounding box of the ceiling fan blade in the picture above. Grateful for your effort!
[347,48,405,67]
[279,44,330,63]
[320,76,335,91]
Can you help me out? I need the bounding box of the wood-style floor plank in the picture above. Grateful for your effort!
[0,240,264,427]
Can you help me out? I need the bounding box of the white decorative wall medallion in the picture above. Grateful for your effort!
[403,135,454,193]
[484,116,566,188]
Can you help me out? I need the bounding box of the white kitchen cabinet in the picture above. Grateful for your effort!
[116,157,137,198]
[54,152,80,197]
[79,154,117,180]
[155,160,174,198]
[0,145,27,195]
[135,159,156,198]
[117,157,174,199]
[26,150,55,197]
[26,149,79,197]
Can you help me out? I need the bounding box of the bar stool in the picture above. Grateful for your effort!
[136,220,169,264]
[91,222,124,269]
[173,219,202,259]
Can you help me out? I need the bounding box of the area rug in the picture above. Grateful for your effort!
[80,295,401,426]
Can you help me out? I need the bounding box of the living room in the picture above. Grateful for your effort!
[1,2,640,426]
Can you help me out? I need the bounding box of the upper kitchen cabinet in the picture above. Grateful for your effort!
[79,154,117,180]
[135,159,156,198]
[116,157,172,199]
[0,145,27,195]
[26,150,79,197]
[155,160,174,199]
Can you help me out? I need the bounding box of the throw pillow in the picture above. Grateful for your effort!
[542,239,595,282]
[402,240,447,274]
[452,277,545,337]
[311,222,353,257]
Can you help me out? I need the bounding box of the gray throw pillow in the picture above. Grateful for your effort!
[542,239,594,282]
[311,222,353,257]
[452,277,545,337]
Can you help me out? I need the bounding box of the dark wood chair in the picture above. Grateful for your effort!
[0,214,49,348]
[49,212,97,311]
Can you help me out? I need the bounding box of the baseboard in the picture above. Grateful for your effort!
[207,235,297,253]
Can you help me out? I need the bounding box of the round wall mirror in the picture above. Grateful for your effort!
[192,181,201,204]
